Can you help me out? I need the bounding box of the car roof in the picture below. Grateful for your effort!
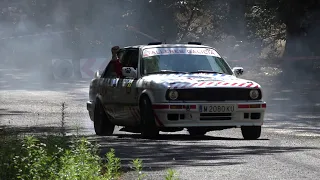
[123,44,217,50]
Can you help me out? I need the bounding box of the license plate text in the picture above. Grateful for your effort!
[200,105,235,113]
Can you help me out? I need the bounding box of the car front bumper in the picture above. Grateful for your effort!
[152,101,266,127]
[87,101,94,121]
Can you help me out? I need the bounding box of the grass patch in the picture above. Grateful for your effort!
[0,102,179,179]
[0,133,179,180]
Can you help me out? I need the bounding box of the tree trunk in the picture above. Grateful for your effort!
[281,0,320,57]
[283,22,319,57]
[226,0,246,39]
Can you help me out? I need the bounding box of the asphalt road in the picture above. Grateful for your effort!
[1,67,320,180]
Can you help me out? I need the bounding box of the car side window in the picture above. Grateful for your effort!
[120,49,139,69]
[101,61,117,78]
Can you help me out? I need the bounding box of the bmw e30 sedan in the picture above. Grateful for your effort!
[87,42,266,139]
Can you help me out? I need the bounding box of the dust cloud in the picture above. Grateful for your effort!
[0,1,72,91]
[0,1,133,91]
[0,0,319,118]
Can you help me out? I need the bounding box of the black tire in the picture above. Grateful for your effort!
[187,128,207,136]
[241,126,261,140]
[93,99,115,136]
[139,96,159,139]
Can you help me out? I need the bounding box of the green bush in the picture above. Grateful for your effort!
[0,134,24,179]
[0,135,179,180]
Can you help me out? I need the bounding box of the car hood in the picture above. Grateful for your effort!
[139,73,261,89]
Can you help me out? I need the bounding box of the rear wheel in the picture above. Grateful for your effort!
[187,128,207,136]
[93,99,115,136]
[139,96,159,139]
[241,126,261,140]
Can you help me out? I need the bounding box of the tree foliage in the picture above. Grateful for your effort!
[1,0,319,58]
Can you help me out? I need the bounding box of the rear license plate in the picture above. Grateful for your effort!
[199,104,235,113]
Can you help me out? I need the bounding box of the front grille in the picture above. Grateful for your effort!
[200,113,232,120]
[167,88,261,101]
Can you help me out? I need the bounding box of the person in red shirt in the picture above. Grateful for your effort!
[110,46,123,78]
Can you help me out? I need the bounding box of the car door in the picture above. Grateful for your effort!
[99,60,120,124]
[116,48,140,126]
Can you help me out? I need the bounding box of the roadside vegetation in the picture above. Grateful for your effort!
[0,103,179,180]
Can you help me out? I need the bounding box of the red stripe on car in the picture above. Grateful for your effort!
[189,83,197,87]
[152,105,169,109]
[238,104,250,108]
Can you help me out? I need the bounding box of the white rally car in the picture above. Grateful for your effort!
[87,42,266,139]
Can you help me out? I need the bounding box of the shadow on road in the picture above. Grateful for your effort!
[0,125,318,174]
[0,109,31,117]
[0,125,92,136]
[114,133,269,141]
[86,134,317,172]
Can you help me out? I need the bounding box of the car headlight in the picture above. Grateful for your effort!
[168,90,179,100]
[249,89,259,99]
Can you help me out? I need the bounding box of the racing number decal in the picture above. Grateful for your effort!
[127,81,132,88]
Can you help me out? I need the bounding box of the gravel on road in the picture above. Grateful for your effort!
[1,68,320,180]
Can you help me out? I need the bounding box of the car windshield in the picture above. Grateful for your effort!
[142,47,233,75]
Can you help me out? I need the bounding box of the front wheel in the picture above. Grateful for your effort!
[93,99,115,136]
[139,96,159,139]
[241,126,261,140]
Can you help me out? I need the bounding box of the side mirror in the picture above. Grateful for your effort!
[122,67,137,78]
[94,70,101,79]
[232,67,244,77]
